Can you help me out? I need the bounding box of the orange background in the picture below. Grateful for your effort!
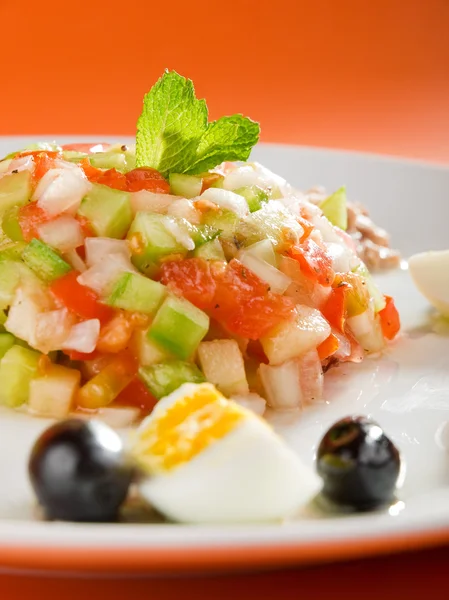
[0,0,448,162]
[1,0,449,598]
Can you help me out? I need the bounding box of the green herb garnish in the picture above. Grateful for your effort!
[136,70,260,177]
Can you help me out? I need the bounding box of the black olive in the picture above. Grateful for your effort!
[28,419,135,522]
[316,416,401,510]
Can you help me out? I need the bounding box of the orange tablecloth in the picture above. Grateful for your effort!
[0,0,448,597]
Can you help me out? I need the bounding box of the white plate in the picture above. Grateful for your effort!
[1,137,449,575]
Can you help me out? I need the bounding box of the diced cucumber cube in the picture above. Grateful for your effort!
[188,223,220,247]
[169,173,203,199]
[320,186,348,231]
[0,345,41,407]
[201,208,239,240]
[89,152,127,171]
[127,212,186,273]
[22,239,72,282]
[78,183,133,238]
[2,206,24,241]
[148,295,209,360]
[0,159,12,174]
[139,360,205,399]
[130,329,170,366]
[0,333,15,359]
[0,171,32,212]
[0,242,26,263]
[107,272,166,315]
[193,238,225,260]
[0,260,21,310]
[353,262,387,313]
[234,185,269,213]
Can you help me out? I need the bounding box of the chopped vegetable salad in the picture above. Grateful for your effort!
[0,72,400,426]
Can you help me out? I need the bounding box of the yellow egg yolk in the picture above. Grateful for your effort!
[132,385,245,472]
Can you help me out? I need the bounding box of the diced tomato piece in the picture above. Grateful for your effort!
[76,215,95,238]
[61,143,111,153]
[321,283,349,333]
[287,239,335,287]
[33,152,59,184]
[379,295,400,340]
[78,158,104,182]
[97,168,127,191]
[18,202,53,241]
[125,167,170,194]
[159,258,217,311]
[211,259,295,339]
[50,271,114,323]
[114,377,158,415]
[317,332,340,360]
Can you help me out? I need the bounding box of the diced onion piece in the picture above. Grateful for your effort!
[201,188,249,217]
[163,218,195,251]
[223,165,261,191]
[298,350,323,404]
[63,249,87,273]
[230,393,266,416]
[37,215,84,253]
[35,308,75,353]
[166,198,201,225]
[34,167,91,216]
[332,329,351,360]
[61,319,100,353]
[259,359,303,409]
[77,252,136,296]
[347,311,385,353]
[261,305,331,365]
[130,190,178,214]
[238,252,291,295]
[197,339,249,397]
[250,162,293,196]
[8,155,35,173]
[5,287,51,349]
[84,237,131,268]
[240,239,277,266]
[325,242,353,273]
[311,214,342,243]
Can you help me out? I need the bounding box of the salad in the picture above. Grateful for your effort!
[0,71,400,427]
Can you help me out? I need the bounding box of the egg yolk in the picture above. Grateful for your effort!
[133,386,245,472]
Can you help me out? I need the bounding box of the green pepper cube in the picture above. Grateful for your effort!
[107,272,166,315]
[0,170,33,212]
[148,295,209,360]
[22,239,72,282]
[139,360,205,399]
[77,183,133,238]
[0,345,41,407]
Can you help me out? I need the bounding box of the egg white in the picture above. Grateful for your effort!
[409,250,449,316]
[133,383,320,523]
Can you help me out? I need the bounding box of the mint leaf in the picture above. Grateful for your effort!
[136,70,208,175]
[185,115,260,175]
[136,71,260,177]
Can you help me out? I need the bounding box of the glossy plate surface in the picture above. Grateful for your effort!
[1,137,449,574]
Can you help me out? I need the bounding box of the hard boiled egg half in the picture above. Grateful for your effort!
[408,250,449,316]
[130,382,319,523]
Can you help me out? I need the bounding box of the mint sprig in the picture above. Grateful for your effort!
[136,71,260,177]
